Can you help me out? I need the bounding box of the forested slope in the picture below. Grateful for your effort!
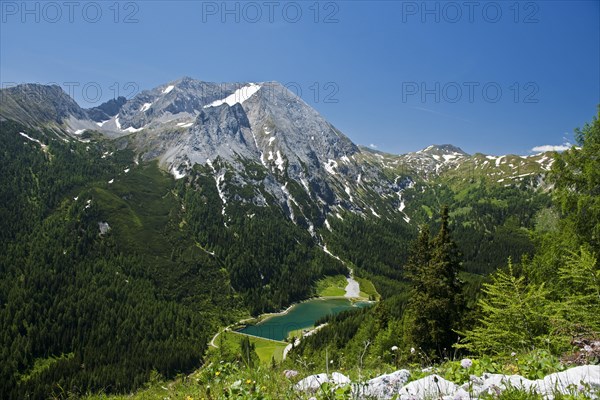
[0,104,580,398]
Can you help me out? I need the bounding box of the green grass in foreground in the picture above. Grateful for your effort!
[216,331,287,364]
[84,353,598,400]
[315,275,348,297]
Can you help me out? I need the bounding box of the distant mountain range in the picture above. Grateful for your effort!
[0,77,554,230]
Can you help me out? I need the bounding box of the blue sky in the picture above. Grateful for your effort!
[1,0,598,155]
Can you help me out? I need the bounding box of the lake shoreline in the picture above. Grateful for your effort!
[210,295,372,348]
[211,273,377,350]
[237,297,375,343]
[239,272,372,327]
[236,295,374,329]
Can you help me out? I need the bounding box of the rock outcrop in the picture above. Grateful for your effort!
[295,365,600,399]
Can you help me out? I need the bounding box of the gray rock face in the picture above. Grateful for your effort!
[353,369,411,399]
[98,222,111,236]
[113,79,382,224]
[115,77,242,131]
[87,96,127,122]
[398,374,458,399]
[148,80,361,175]
[0,84,88,126]
[161,102,257,169]
[294,366,600,399]
[294,372,351,392]
[243,82,359,172]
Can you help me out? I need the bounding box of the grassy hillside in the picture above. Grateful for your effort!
[315,275,348,297]
[213,331,287,364]
[83,350,597,400]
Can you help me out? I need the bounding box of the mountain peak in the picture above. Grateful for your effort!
[0,83,87,126]
[419,144,468,156]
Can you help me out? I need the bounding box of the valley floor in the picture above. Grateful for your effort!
[209,274,376,363]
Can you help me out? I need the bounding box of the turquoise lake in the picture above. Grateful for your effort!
[238,298,371,341]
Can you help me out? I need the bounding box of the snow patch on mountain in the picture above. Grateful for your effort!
[250,127,269,169]
[204,83,261,108]
[308,222,315,237]
[281,182,296,221]
[345,185,353,202]
[124,126,144,133]
[442,154,458,162]
[322,245,343,263]
[19,132,46,148]
[275,151,285,172]
[325,159,338,175]
[207,159,228,219]
[300,178,310,194]
[172,166,186,180]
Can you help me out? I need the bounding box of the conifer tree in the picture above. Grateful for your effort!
[549,107,600,254]
[403,206,463,357]
[240,336,258,368]
[404,224,431,290]
[553,247,600,340]
[458,260,552,355]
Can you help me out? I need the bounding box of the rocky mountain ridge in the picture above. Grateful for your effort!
[0,79,556,230]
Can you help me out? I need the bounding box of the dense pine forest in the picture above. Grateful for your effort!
[0,120,344,398]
